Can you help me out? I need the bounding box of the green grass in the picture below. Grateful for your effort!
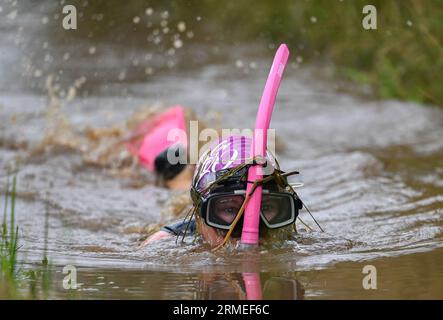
[1,175,53,299]
[0,175,20,297]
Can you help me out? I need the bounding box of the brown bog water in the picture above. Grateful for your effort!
[0,1,442,299]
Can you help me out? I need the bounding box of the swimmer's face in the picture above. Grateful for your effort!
[198,218,274,249]
[213,196,243,225]
[197,217,231,247]
[261,197,279,222]
[212,196,280,227]
[198,221,282,248]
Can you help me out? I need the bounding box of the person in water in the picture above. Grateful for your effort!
[127,105,195,190]
[140,135,304,248]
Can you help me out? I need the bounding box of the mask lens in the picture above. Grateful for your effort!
[261,194,294,227]
[207,195,244,228]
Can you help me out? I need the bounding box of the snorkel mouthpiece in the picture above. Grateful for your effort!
[240,44,290,246]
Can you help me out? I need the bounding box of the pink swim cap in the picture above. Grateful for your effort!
[136,105,187,172]
[193,135,277,195]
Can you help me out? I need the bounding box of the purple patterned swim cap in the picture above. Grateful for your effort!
[192,135,277,194]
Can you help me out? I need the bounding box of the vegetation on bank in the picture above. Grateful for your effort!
[63,0,442,107]
[0,175,19,297]
[1,175,52,299]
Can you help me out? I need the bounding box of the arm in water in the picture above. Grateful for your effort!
[139,230,173,247]
[139,218,197,247]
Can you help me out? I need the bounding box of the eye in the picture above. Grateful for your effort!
[262,199,279,218]
[223,207,237,214]
[262,202,277,211]
[215,204,237,215]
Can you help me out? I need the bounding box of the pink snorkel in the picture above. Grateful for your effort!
[243,273,263,300]
[240,44,290,246]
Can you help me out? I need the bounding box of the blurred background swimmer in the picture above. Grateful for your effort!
[126,105,200,190]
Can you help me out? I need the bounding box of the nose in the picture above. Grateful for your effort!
[224,216,268,238]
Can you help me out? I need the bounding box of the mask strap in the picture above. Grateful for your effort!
[286,182,325,232]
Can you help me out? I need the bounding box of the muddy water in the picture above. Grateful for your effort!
[1,1,443,299]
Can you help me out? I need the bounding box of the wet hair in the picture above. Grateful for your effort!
[154,145,187,182]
